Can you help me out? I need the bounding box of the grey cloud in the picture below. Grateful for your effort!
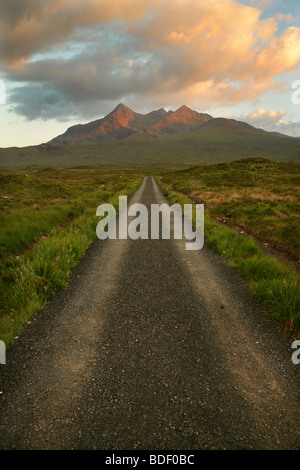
[0,0,161,65]
[9,84,78,121]
[276,121,300,137]
[5,36,185,120]
[0,0,48,26]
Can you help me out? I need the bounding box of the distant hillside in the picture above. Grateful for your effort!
[0,123,299,169]
[0,103,299,169]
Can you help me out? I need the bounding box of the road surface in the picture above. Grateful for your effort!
[0,177,299,450]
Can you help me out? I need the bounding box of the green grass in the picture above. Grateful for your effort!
[161,158,300,259]
[0,168,143,347]
[1,158,299,346]
[158,170,300,338]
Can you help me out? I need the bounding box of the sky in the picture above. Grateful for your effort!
[0,0,300,147]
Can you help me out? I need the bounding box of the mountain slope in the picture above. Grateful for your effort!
[147,105,212,135]
[50,104,214,144]
[198,117,270,135]
[51,104,139,144]
[50,103,290,145]
[51,104,176,144]
[1,104,299,168]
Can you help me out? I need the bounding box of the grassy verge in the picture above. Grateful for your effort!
[158,174,300,339]
[0,169,143,347]
[161,158,300,261]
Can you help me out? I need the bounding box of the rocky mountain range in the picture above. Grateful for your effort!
[49,103,284,145]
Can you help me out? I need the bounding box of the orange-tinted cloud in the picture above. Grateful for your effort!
[1,0,300,120]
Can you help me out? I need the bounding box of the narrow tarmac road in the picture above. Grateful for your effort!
[0,178,299,450]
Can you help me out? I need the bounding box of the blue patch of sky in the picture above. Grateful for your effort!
[27,22,131,63]
[28,42,87,63]
[237,0,300,33]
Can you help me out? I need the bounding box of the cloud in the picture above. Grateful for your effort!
[1,0,300,121]
[247,108,286,127]
[0,0,164,66]
[275,120,300,137]
[237,107,300,137]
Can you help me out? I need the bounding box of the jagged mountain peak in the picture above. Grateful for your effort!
[49,104,272,145]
